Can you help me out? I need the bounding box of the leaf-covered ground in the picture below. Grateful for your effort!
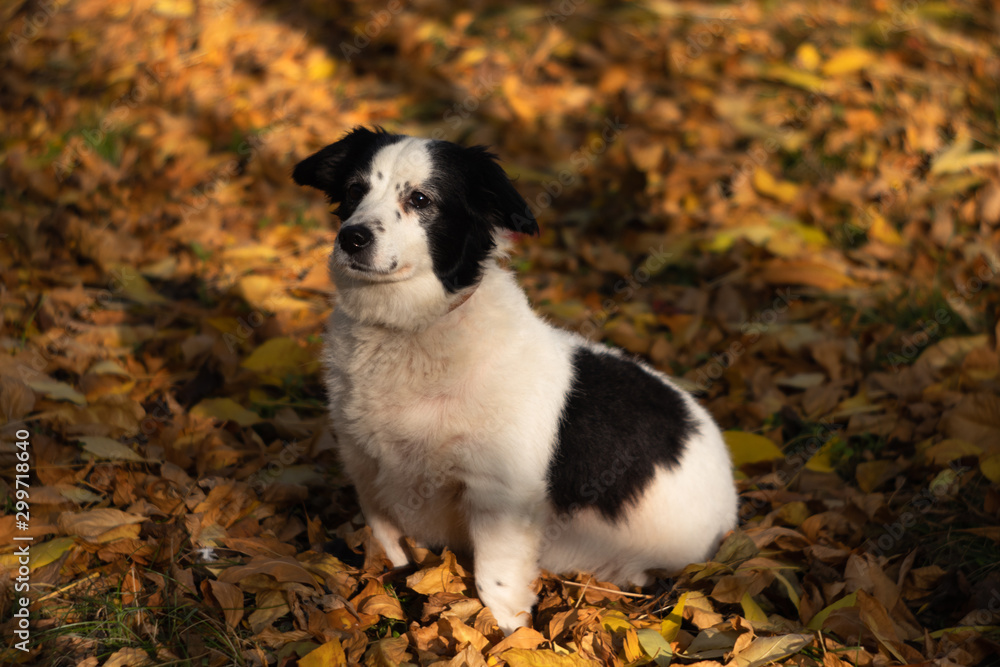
[2,0,1000,665]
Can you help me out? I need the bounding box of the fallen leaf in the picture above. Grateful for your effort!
[57,509,146,543]
[190,397,261,426]
[24,376,86,405]
[821,47,874,76]
[299,639,347,667]
[501,648,597,667]
[79,435,146,462]
[206,579,244,629]
[725,431,784,467]
[726,633,813,667]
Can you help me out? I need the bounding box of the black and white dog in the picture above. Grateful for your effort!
[293,127,737,634]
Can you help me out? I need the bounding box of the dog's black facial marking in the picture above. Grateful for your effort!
[424,142,539,293]
[547,347,696,521]
[396,211,401,220]
[377,171,383,180]
[292,126,404,219]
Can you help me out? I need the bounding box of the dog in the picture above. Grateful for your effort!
[293,127,738,634]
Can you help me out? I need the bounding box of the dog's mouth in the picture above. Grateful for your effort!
[342,258,413,281]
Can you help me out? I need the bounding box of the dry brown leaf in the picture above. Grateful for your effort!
[57,508,146,543]
[205,579,245,629]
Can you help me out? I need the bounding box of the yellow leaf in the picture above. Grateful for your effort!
[729,633,813,667]
[980,453,1000,483]
[623,627,643,663]
[775,501,810,526]
[79,436,146,462]
[299,639,347,667]
[795,43,821,71]
[24,377,86,405]
[925,439,982,466]
[806,591,857,630]
[931,136,1000,175]
[706,225,772,253]
[237,275,313,314]
[724,431,784,468]
[758,259,856,291]
[772,571,801,611]
[191,398,261,426]
[739,592,768,624]
[242,337,313,376]
[804,438,838,473]
[867,213,904,246]
[152,0,193,17]
[406,550,467,595]
[112,265,168,306]
[306,53,336,81]
[501,648,597,667]
[0,537,76,571]
[752,169,799,203]
[87,360,130,376]
[32,537,77,569]
[821,47,874,76]
[759,64,828,93]
[600,609,634,633]
[660,592,688,642]
[855,460,896,493]
[220,244,279,269]
[57,509,145,543]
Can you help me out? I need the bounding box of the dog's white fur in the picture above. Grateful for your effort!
[296,131,738,634]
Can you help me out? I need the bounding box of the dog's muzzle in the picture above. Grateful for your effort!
[338,225,374,256]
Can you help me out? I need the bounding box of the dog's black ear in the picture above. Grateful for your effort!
[464,146,540,236]
[292,126,384,197]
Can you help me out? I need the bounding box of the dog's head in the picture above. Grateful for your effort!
[293,127,538,328]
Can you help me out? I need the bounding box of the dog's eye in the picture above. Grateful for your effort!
[346,183,366,202]
[409,191,431,209]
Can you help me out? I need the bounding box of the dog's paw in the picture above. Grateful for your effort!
[491,606,531,636]
[477,578,536,636]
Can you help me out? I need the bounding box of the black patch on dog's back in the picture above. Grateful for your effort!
[547,347,696,521]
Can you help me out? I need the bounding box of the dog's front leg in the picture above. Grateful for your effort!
[466,501,542,635]
[352,484,410,568]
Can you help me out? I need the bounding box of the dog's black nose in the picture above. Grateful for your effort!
[338,225,374,255]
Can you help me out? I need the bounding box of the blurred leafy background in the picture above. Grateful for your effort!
[1,0,1000,665]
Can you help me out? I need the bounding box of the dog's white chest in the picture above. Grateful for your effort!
[324,319,482,463]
